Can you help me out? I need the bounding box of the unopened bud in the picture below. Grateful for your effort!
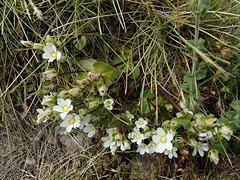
[41,95,55,106]
[111,144,117,155]
[69,86,81,96]
[57,90,69,99]
[89,101,99,109]
[58,55,67,63]
[87,71,100,81]
[77,78,92,88]
[20,40,33,48]
[33,43,44,51]
[219,125,233,140]
[208,150,219,165]
[205,118,218,127]
[46,35,54,43]
[123,140,131,150]
[42,69,58,81]
[98,85,107,96]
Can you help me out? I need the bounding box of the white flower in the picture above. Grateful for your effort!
[42,44,61,62]
[83,124,96,138]
[152,127,173,153]
[20,40,33,47]
[102,136,115,148]
[136,143,149,155]
[165,104,173,112]
[78,109,87,116]
[164,147,178,159]
[205,118,218,127]
[104,99,114,110]
[148,141,157,154]
[179,101,186,109]
[53,98,73,119]
[218,125,233,140]
[135,118,148,129]
[89,101,99,109]
[208,150,219,165]
[36,108,53,124]
[131,131,145,145]
[60,113,80,133]
[190,140,209,157]
[79,114,91,129]
[126,110,134,121]
[176,108,193,117]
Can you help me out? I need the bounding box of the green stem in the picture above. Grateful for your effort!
[190,0,202,108]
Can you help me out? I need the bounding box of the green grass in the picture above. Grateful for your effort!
[0,0,240,179]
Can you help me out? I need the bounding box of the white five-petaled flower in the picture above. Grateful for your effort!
[152,127,173,153]
[135,118,148,129]
[53,98,73,119]
[60,113,80,132]
[190,140,209,157]
[126,110,134,121]
[103,99,114,110]
[42,44,61,62]
[136,143,149,155]
[176,108,193,118]
[131,131,145,145]
[83,123,96,138]
[164,147,178,159]
[79,114,91,129]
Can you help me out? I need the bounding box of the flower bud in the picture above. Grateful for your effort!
[87,71,100,81]
[78,109,87,115]
[194,118,204,129]
[170,120,178,128]
[89,101,99,109]
[58,55,67,63]
[144,131,151,139]
[98,85,107,96]
[123,140,131,150]
[20,40,33,48]
[208,150,219,165]
[205,118,218,127]
[110,144,117,155]
[57,90,69,99]
[41,95,56,106]
[165,104,173,112]
[77,78,92,88]
[42,69,58,81]
[69,86,81,97]
[36,108,53,124]
[46,35,54,43]
[199,131,213,141]
[219,125,233,140]
[33,43,44,51]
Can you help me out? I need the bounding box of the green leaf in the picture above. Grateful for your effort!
[79,59,96,71]
[74,36,87,51]
[230,100,240,111]
[129,67,140,79]
[110,115,119,128]
[181,83,190,93]
[200,1,211,15]
[184,75,194,82]
[218,117,228,124]
[102,71,114,86]
[196,71,206,80]
[93,62,115,74]
[211,137,229,155]
[177,113,193,129]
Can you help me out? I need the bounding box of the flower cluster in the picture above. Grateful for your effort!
[22,35,235,166]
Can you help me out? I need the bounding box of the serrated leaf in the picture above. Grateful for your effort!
[74,36,86,51]
[78,59,96,71]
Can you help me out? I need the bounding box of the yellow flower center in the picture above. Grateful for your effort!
[69,117,76,125]
[51,51,57,58]
[151,142,156,147]
[90,125,95,131]
[139,121,143,125]
[160,135,167,143]
[136,134,140,139]
[80,116,84,121]
[62,105,70,112]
